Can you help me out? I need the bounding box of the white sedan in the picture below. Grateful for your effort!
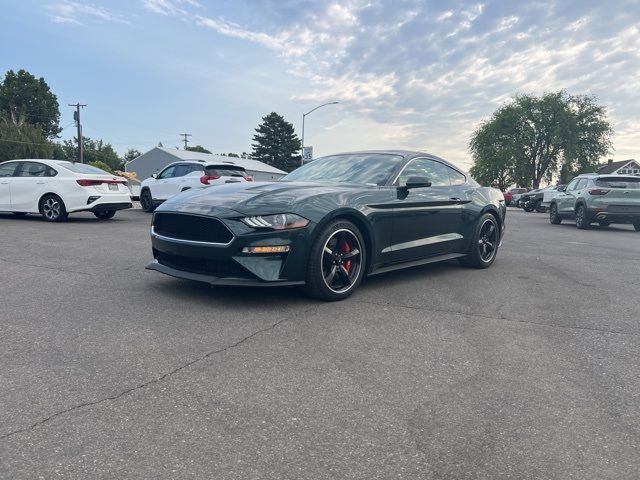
[0,159,132,222]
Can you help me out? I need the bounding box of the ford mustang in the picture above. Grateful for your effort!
[146,151,506,300]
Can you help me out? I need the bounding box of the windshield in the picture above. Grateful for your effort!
[595,177,640,189]
[57,162,111,175]
[282,153,404,185]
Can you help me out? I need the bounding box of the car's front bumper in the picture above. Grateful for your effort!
[147,211,315,285]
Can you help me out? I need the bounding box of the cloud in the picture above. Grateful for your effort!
[140,0,640,166]
[47,1,129,25]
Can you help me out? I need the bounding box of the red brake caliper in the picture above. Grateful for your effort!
[342,240,352,272]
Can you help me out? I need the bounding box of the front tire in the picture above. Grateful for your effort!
[459,213,499,269]
[94,210,116,220]
[40,194,68,222]
[575,204,589,229]
[140,189,155,213]
[549,203,562,224]
[305,220,366,301]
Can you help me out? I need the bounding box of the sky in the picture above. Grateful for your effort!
[2,0,639,169]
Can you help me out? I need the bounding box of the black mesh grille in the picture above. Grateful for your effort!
[153,213,234,244]
[156,252,250,278]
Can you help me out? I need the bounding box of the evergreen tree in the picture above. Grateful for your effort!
[185,145,211,154]
[251,112,301,172]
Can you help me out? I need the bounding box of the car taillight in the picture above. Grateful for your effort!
[77,179,103,186]
[200,175,220,185]
[588,189,610,195]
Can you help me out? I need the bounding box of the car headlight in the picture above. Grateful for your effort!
[242,214,309,230]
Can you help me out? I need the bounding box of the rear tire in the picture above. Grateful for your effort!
[140,189,155,213]
[523,202,535,212]
[40,194,68,222]
[305,220,366,301]
[535,201,546,213]
[459,213,499,269]
[94,210,116,220]
[575,204,589,229]
[549,203,562,224]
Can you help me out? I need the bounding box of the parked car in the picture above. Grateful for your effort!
[506,188,528,206]
[521,185,565,212]
[146,151,506,301]
[549,174,640,230]
[541,185,566,210]
[140,160,251,212]
[0,159,132,222]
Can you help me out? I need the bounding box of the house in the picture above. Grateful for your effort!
[595,159,640,175]
[125,147,287,182]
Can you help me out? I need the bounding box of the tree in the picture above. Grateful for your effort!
[0,69,61,139]
[185,145,211,154]
[88,160,114,174]
[221,152,240,158]
[251,112,301,172]
[469,91,613,188]
[124,148,142,162]
[0,112,54,162]
[62,136,123,171]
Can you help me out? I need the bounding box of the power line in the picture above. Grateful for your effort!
[179,133,192,149]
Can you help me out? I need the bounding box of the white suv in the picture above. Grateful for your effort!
[139,160,250,212]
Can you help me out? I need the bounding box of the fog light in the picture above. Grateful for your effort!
[242,245,290,254]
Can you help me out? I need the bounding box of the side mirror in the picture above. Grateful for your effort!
[557,186,566,192]
[152,173,158,179]
[403,176,432,189]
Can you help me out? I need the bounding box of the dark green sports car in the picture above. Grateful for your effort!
[146,151,506,300]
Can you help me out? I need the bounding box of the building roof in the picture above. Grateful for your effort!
[596,159,638,174]
[154,147,286,175]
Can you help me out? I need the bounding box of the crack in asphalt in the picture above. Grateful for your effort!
[358,299,637,337]
[0,308,311,441]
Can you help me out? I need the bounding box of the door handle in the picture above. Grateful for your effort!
[0,181,8,185]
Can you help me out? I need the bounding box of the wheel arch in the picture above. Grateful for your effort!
[480,205,502,234]
[315,208,376,275]
[574,199,587,211]
[38,192,64,213]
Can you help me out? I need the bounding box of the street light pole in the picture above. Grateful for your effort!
[301,101,339,166]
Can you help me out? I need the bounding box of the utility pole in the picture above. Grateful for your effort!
[68,103,86,163]
[180,133,192,149]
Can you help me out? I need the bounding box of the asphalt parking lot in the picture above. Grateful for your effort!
[1,208,639,479]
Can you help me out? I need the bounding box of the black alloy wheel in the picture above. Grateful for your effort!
[140,189,155,213]
[94,210,116,220]
[459,213,499,269]
[575,204,589,229]
[549,203,562,224]
[305,220,365,301]
[40,194,68,222]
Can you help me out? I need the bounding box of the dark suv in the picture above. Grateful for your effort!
[549,174,640,230]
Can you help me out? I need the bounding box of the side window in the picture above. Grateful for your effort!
[566,179,579,191]
[189,164,204,174]
[575,179,588,190]
[173,164,191,177]
[397,158,450,187]
[17,162,47,177]
[447,166,466,185]
[0,162,18,177]
[158,166,176,179]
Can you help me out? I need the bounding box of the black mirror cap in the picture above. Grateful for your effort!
[557,186,566,192]
[404,176,432,189]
